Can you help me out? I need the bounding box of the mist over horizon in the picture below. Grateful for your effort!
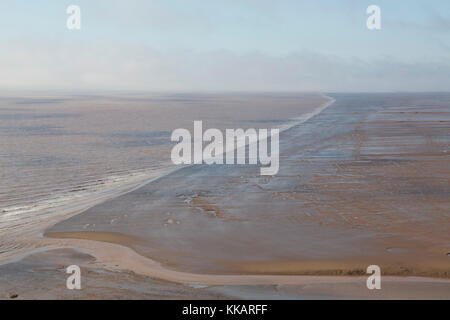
[1,0,450,92]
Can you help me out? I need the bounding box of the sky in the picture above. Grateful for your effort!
[1,0,450,92]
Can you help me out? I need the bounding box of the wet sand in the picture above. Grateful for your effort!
[1,243,449,299]
[45,93,450,280]
[1,92,449,299]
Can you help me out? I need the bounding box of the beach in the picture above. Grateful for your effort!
[1,93,449,299]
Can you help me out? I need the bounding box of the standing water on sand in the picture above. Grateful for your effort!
[0,93,330,257]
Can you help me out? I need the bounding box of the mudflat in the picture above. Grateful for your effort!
[1,92,449,299]
[46,93,450,280]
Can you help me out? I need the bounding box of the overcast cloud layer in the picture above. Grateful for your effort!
[1,0,450,92]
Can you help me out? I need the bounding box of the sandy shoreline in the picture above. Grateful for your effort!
[42,231,450,284]
[1,92,449,299]
[2,233,448,299]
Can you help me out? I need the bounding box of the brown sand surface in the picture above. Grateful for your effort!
[2,238,449,299]
[1,93,449,299]
[0,248,229,300]
[45,93,450,282]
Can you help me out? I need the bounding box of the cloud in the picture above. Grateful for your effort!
[1,40,449,92]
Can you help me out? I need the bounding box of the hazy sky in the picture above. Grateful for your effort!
[1,0,450,92]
